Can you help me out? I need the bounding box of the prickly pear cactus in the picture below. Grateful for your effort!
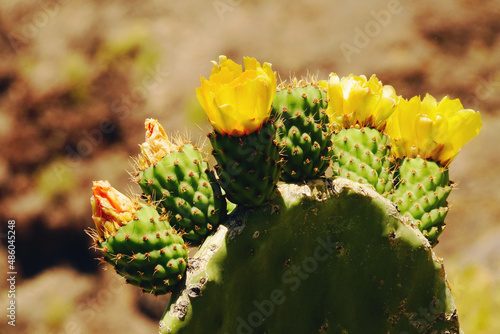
[327,74,399,197]
[85,56,482,334]
[135,119,226,244]
[386,94,482,245]
[197,56,281,206]
[89,181,188,295]
[160,179,459,333]
[272,78,333,181]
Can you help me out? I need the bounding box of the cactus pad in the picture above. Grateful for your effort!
[160,179,459,333]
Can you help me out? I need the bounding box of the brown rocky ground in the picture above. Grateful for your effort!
[0,0,499,333]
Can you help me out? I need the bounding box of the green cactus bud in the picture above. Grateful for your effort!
[209,120,281,207]
[272,78,333,181]
[136,119,226,244]
[331,127,395,196]
[90,180,188,295]
[391,157,451,245]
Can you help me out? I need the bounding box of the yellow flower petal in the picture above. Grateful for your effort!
[440,109,482,163]
[326,73,399,131]
[197,55,276,136]
[386,94,482,165]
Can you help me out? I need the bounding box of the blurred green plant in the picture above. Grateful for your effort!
[44,295,76,331]
[59,52,94,102]
[96,24,160,80]
[184,94,209,130]
[449,263,500,333]
[36,159,76,200]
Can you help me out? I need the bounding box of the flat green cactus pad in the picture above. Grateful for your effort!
[160,178,459,334]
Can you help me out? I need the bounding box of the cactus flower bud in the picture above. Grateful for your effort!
[91,180,135,242]
[138,118,179,170]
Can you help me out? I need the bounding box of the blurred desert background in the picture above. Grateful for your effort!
[0,0,499,333]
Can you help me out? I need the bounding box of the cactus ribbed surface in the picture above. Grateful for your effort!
[137,142,226,244]
[160,179,459,333]
[391,157,451,245]
[209,121,281,206]
[272,81,333,181]
[331,127,394,196]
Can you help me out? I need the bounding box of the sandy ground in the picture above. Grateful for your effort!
[0,0,499,333]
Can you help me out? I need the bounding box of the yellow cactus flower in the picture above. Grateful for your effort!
[138,119,179,169]
[385,94,482,165]
[196,55,277,137]
[326,73,399,131]
[91,180,136,242]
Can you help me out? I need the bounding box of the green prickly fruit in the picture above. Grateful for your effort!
[209,120,281,206]
[272,80,333,181]
[331,127,395,196]
[90,180,188,295]
[391,157,451,245]
[136,119,226,244]
[159,179,460,333]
